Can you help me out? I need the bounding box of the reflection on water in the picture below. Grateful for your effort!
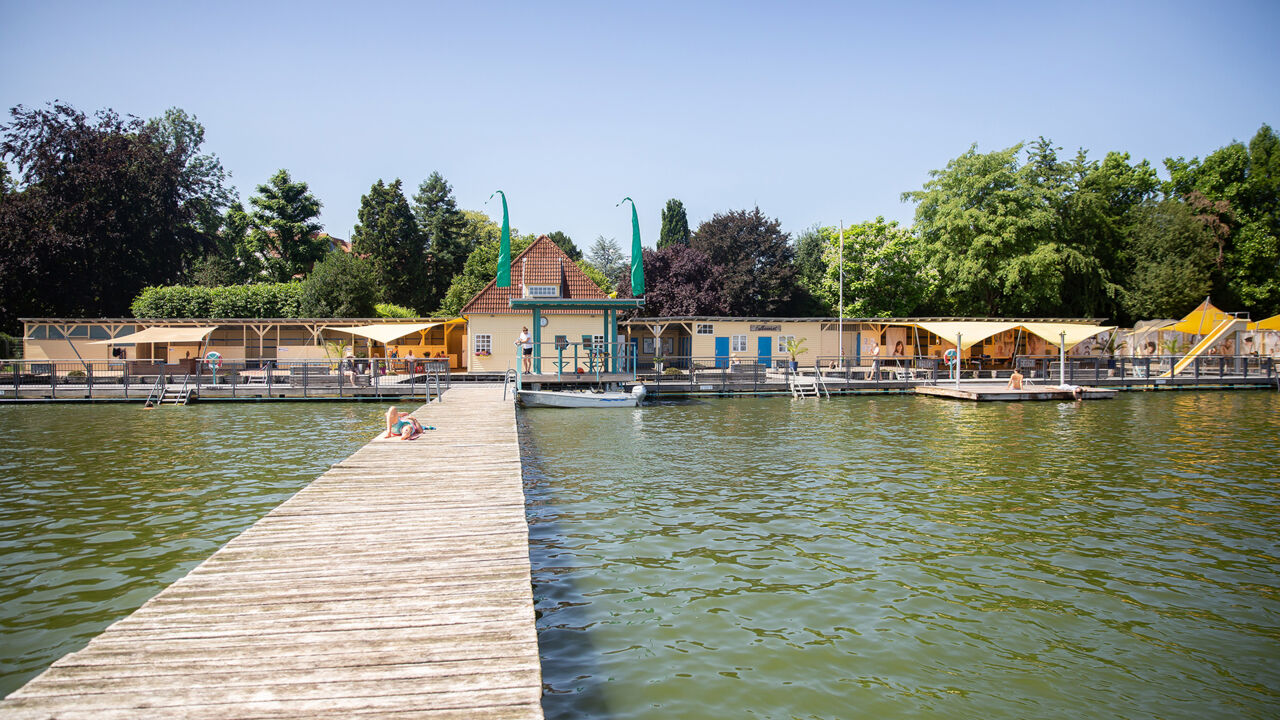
[521,392,1280,720]
[0,403,383,697]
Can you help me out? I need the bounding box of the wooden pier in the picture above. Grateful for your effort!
[915,381,1117,402]
[0,384,543,719]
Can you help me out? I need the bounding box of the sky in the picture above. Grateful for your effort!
[2,0,1278,251]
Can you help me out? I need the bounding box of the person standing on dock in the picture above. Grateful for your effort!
[517,327,533,373]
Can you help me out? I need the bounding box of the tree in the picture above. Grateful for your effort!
[546,230,582,261]
[244,169,325,282]
[1166,125,1280,317]
[437,234,536,316]
[146,107,235,240]
[814,218,934,317]
[794,224,827,292]
[412,172,470,309]
[576,260,614,294]
[586,235,626,279]
[658,198,690,248]
[0,102,220,330]
[298,251,378,317]
[1122,199,1217,319]
[618,245,727,316]
[352,178,424,311]
[690,206,798,316]
[904,143,1070,316]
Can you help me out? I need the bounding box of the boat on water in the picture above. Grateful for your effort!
[517,384,647,408]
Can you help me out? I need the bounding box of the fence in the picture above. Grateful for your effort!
[634,353,1278,395]
[0,358,450,400]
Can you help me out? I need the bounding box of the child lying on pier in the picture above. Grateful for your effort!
[381,406,432,440]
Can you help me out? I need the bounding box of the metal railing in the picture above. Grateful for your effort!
[0,358,451,401]
[632,352,1278,395]
[521,340,638,381]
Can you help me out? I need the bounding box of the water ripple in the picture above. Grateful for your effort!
[522,393,1280,720]
[0,402,382,697]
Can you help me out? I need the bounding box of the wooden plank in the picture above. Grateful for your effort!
[1,384,543,719]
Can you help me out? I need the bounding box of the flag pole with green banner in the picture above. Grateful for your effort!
[618,197,644,296]
[489,190,511,288]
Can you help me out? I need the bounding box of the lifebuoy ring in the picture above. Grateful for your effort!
[204,351,223,371]
[943,348,959,366]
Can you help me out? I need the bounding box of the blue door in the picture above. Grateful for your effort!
[714,337,730,368]
[757,336,772,366]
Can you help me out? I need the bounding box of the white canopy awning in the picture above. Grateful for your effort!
[322,323,442,345]
[910,321,1020,351]
[1018,322,1114,351]
[89,326,217,344]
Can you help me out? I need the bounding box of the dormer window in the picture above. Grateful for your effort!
[527,285,558,298]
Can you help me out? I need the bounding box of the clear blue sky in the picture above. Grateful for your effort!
[3,0,1277,249]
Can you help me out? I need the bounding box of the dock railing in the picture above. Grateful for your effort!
[0,357,450,400]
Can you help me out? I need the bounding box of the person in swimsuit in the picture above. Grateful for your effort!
[384,406,423,440]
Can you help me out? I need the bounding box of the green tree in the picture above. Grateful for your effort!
[690,206,798,316]
[904,143,1072,316]
[815,218,934,317]
[412,172,471,309]
[546,230,582,261]
[298,251,378,317]
[145,107,235,240]
[1165,125,1280,317]
[437,234,536,315]
[1122,199,1217,319]
[352,178,423,311]
[586,235,626,279]
[245,169,325,282]
[658,198,690,248]
[794,224,827,293]
[576,260,614,294]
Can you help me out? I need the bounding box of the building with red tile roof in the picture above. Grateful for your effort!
[461,235,616,372]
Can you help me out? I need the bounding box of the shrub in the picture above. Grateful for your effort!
[375,303,418,318]
[298,253,378,318]
[130,284,303,318]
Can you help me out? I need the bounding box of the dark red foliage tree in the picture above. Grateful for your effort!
[690,206,799,316]
[0,103,213,331]
[618,245,728,317]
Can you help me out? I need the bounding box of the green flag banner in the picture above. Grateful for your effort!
[619,197,645,296]
[490,190,511,288]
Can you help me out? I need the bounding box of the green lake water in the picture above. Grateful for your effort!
[521,392,1280,719]
[0,402,384,698]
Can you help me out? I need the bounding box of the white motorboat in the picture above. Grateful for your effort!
[517,384,646,408]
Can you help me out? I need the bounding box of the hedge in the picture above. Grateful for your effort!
[131,284,305,318]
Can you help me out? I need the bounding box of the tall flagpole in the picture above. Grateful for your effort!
[838,221,844,363]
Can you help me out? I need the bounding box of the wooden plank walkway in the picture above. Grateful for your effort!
[0,384,543,719]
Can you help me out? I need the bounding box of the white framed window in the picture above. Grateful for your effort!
[592,334,606,351]
[696,323,714,335]
[777,335,795,353]
[474,334,492,356]
[642,337,655,354]
[527,285,558,297]
[731,335,748,352]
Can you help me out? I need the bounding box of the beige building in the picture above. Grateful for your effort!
[622,317,1107,369]
[461,236,633,374]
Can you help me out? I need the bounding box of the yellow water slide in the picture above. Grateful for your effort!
[1162,317,1247,377]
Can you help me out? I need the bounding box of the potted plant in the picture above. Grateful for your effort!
[652,354,665,372]
[785,337,808,371]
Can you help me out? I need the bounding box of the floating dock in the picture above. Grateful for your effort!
[0,384,543,719]
[915,382,1117,402]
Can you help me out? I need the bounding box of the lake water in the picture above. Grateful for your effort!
[521,392,1280,719]
[0,402,383,698]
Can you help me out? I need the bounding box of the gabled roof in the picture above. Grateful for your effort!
[461,235,608,315]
